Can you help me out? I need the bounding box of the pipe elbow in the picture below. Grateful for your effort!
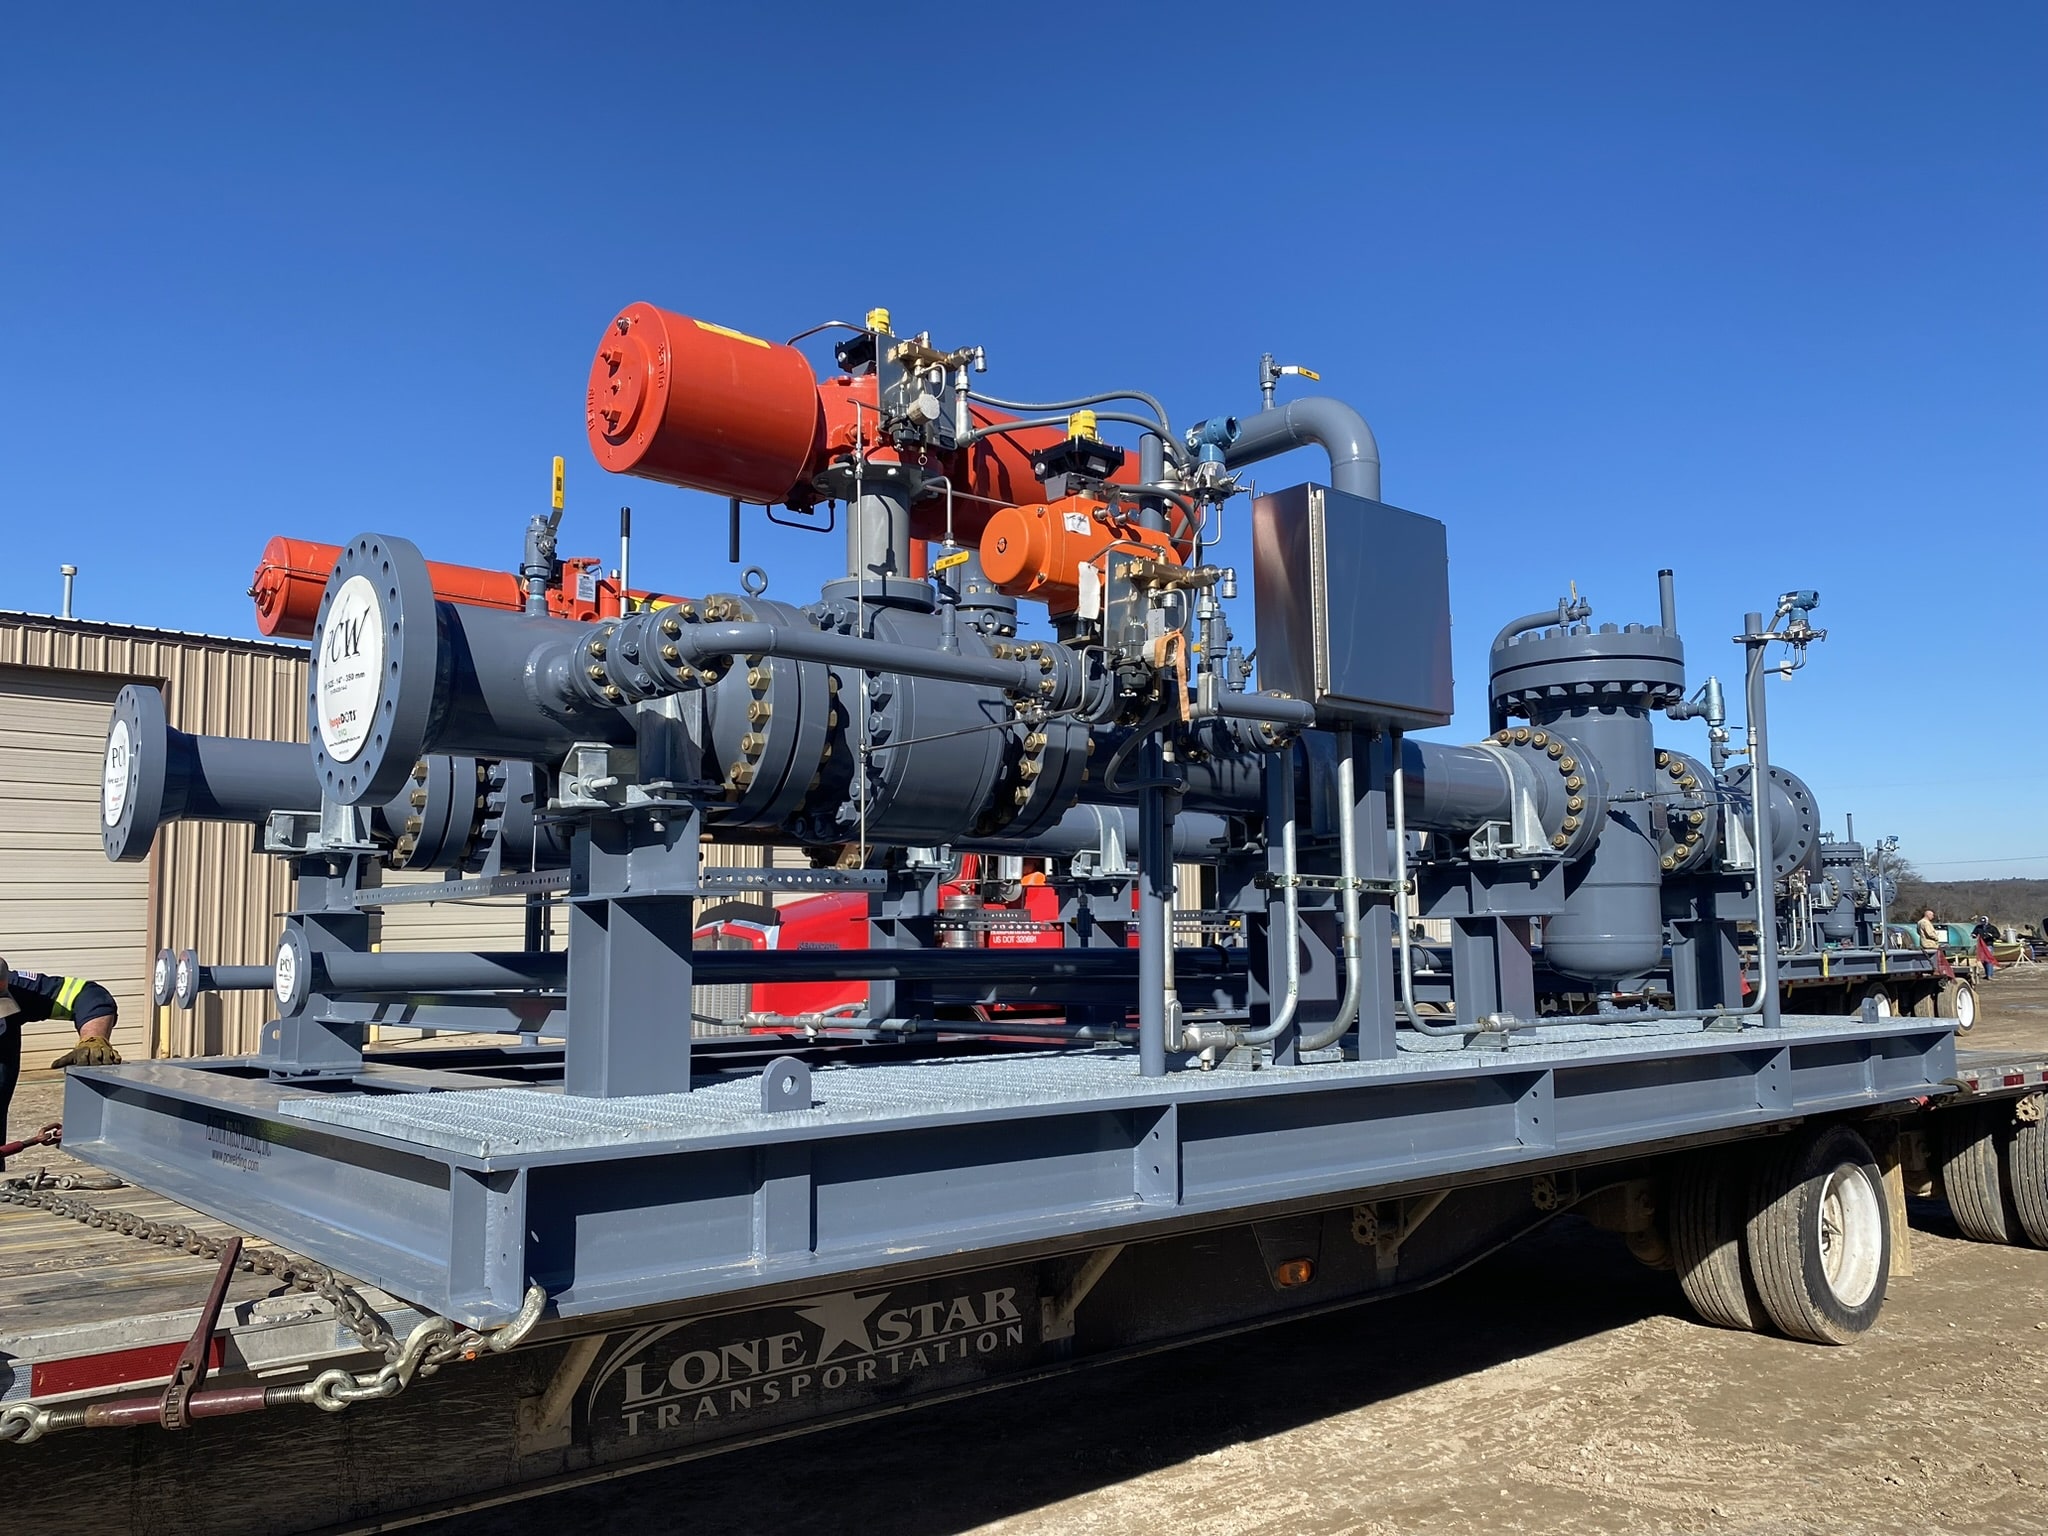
[1225,397,1381,501]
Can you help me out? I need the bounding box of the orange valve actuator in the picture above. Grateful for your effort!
[587,303,825,504]
[979,497,1181,616]
[249,537,682,638]
[250,537,527,639]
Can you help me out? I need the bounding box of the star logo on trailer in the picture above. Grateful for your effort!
[795,1290,890,1362]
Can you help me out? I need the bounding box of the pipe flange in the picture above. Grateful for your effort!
[1490,728,1607,861]
[272,928,313,1016]
[1489,622,1686,720]
[1723,762,1820,880]
[151,948,177,1009]
[1652,748,1720,874]
[389,756,487,871]
[307,534,442,806]
[700,596,827,828]
[102,684,172,863]
[173,948,202,1011]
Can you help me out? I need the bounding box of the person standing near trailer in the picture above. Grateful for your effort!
[1972,917,2000,980]
[1916,910,1957,980]
[0,958,122,1154]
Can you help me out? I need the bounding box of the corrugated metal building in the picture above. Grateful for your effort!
[0,610,307,1061]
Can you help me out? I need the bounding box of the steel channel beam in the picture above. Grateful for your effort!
[63,1017,1955,1327]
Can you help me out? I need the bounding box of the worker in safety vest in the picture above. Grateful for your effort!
[0,958,122,1154]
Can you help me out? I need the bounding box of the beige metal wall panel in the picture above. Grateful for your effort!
[0,614,311,1059]
[0,668,151,1062]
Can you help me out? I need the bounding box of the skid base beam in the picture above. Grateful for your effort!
[63,1016,1954,1326]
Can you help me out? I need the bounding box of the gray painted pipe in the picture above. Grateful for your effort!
[956,804,1233,860]
[675,620,1059,694]
[1223,397,1381,500]
[174,736,318,822]
[303,946,1239,993]
[1400,738,1519,833]
[1491,599,1592,654]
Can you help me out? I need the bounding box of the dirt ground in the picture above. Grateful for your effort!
[13,970,2048,1536]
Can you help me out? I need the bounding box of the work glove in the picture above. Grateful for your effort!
[50,1038,123,1069]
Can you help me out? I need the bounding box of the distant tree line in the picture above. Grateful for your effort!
[1874,850,2048,933]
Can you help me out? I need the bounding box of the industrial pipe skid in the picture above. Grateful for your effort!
[61,301,1959,1327]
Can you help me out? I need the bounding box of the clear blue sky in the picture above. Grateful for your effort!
[3,5,2042,877]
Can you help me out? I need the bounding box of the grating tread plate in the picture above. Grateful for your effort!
[272,1015,1935,1158]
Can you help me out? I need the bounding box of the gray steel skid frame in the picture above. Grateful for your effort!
[64,1014,1954,1327]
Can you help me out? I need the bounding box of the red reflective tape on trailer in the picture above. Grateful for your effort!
[2005,1074,2026,1087]
[32,1337,225,1398]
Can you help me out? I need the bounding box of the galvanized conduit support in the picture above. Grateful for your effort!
[1136,737,1178,1078]
[1181,745,1300,1053]
[1297,727,1365,1054]
[1742,609,1785,1030]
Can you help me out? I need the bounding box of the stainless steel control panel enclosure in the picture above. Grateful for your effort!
[1251,483,1453,729]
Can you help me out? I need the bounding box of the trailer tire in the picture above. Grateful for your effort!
[1932,1104,2024,1244]
[1854,985,1893,1019]
[1940,979,1977,1032]
[1669,1150,1770,1332]
[2006,1110,2048,1248]
[1746,1124,1889,1344]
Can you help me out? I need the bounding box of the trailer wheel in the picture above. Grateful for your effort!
[1933,1104,2024,1244]
[2006,1111,2048,1248]
[1746,1124,1889,1344]
[1668,1150,1770,1332]
[1941,979,1977,1032]
[1854,985,1893,1019]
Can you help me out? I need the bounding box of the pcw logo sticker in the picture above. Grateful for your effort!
[318,574,385,762]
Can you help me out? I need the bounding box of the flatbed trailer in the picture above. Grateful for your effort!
[5,1033,2047,1535]
[1766,945,1979,1027]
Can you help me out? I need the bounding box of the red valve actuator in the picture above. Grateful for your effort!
[584,304,1137,544]
[249,537,676,639]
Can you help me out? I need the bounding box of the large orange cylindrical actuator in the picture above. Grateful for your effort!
[251,538,688,637]
[250,537,526,638]
[979,497,1181,615]
[587,303,824,503]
